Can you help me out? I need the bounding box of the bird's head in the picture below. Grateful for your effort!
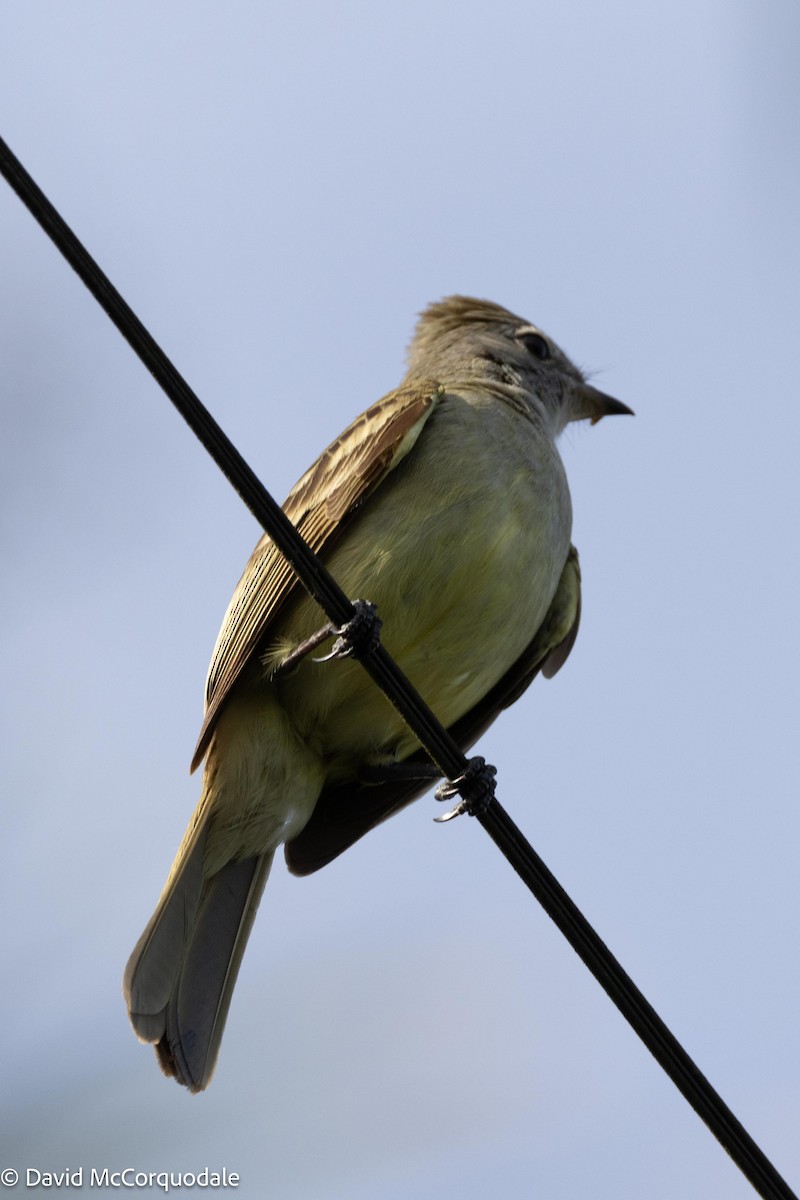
[406,295,633,437]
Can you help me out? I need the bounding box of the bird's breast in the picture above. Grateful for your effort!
[275,390,572,772]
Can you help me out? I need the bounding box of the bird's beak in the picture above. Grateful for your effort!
[577,383,635,425]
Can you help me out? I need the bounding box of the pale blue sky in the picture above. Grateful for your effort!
[2,3,799,1198]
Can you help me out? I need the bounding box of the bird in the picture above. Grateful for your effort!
[123,295,632,1091]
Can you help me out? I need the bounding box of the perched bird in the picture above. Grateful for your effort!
[124,296,631,1091]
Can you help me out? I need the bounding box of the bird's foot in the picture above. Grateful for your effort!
[434,756,498,821]
[276,599,382,673]
[314,599,383,662]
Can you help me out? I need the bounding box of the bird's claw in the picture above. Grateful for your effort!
[313,599,383,662]
[275,600,382,675]
[433,756,497,821]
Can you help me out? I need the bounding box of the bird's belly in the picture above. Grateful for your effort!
[275,434,571,775]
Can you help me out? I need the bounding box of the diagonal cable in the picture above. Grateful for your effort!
[1,134,795,1200]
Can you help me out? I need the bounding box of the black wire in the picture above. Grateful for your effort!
[0,137,466,782]
[1,133,795,1200]
[480,803,793,1198]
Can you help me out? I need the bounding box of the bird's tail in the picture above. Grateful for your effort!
[123,818,273,1093]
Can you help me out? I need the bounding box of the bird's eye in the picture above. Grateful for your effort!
[518,331,550,361]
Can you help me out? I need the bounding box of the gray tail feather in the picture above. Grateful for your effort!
[123,833,274,1093]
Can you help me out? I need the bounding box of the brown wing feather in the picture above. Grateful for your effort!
[284,546,582,875]
[190,381,442,772]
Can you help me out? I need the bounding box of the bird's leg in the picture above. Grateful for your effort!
[276,599,383,674]
[358,760,443,785]
[275,623,339,672]
[434,756,498,821]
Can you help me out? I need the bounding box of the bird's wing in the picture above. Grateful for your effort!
[190,381,443,771]
[284,545,582,874]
